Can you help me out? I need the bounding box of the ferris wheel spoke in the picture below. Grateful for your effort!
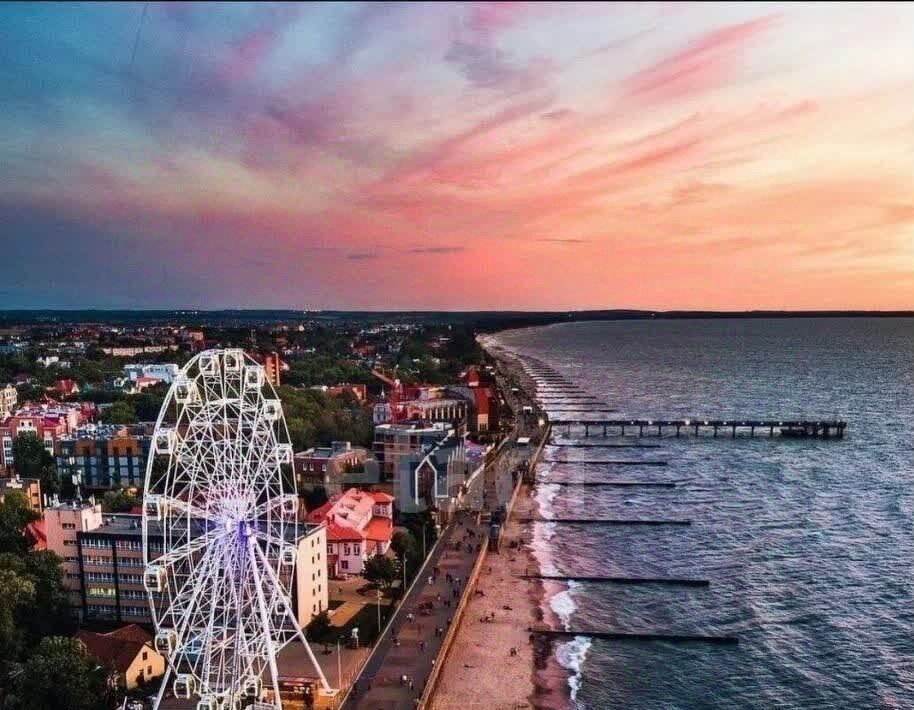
[156,495,220,526]
[151,531,215,569]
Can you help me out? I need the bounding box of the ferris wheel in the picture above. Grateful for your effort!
[142,349,332,709]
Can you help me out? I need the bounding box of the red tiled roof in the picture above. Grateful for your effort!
[362,516,393,543]
[324,520,363,542]
[305,500,335,524]
[473,386,491,415]
[76,625,153,673]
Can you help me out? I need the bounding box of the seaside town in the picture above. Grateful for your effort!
[0,312,549,710]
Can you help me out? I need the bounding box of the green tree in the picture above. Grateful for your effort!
[101,400,137,425]
[0,491,40,557]
[5,637,109,710]
[101,488,140,513]
[133,385,168,421]
[305,610,331,644]
[0,568,34,672]
[363,555,397,590]
[0,552,74,644]
[11,433,59,498]
[390,530,417,564]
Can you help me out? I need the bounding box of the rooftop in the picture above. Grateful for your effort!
[76,625,154,673]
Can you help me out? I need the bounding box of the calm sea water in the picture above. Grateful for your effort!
[492,318,914,710]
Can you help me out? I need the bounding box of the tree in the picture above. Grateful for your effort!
[305,610,331,643]
[5,636,108,710]
[363,555,397,590]
[101,488,140,513]
[0,552,74,644]
[390,530,417,563]
[11,433,59,497]
[0,568,34,673]
[133,385,168,421]
[101,401,137,425]
[0,490,40,557]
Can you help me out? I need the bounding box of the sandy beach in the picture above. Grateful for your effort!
[432,342,571,710]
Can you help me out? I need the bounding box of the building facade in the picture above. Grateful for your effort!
[372,420,452,485]
[76,625,165,690]
[395,435,469,515]
[294,441,379,495]
[306,489,394,578]
[0,384,17,417]
[55,424,152,491]
[45,507,327,628]
[1,401,91,469]
[43,501,105,610]
[263,351,282,387]
[0,476,42,511]
[122,363,179,385]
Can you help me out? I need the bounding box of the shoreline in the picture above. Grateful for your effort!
[432,337,571,710]
[492,341,572,710]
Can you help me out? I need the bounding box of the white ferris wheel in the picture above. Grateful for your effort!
[142,349,332,709]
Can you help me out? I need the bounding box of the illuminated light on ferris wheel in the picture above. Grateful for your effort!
[142,349,333,709]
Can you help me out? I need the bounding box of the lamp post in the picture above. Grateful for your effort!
[336,637,342,691]
[376,588,382,633]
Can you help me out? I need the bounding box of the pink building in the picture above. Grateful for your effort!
[306,489,394,578]
[0,400,92,469]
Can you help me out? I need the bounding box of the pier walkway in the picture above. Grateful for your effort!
[552,418,847,438]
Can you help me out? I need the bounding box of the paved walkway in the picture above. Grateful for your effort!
[342,515,487,709]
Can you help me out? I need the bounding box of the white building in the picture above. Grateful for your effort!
[306,490,394,578]
[296,524,330,626]
[122,363,180,385]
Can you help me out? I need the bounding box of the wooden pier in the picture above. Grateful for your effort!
[550,418,847,439]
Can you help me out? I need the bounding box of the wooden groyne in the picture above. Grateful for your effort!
[520,517,692,526]
[541,458,668,465]
[551,418,847,439]
[523,574,709,587]
[543,480,676,488]
[536,630,738,645]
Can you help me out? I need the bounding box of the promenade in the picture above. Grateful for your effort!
[340,511,489,709]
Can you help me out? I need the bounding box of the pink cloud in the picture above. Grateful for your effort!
[626,15,780,102]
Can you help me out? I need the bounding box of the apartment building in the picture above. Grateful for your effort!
[55,424,153,491]
[294,441,379,495]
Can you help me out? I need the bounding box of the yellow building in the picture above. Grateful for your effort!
[76,624,165,690]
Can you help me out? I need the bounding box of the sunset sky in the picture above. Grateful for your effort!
[2,2,912,310]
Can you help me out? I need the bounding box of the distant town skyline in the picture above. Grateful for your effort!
[2,2,912,310]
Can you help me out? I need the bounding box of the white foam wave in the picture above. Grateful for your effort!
[549,579,582,630]
[555,635,592,707]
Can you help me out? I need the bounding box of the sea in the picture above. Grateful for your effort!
[490,318,914,710]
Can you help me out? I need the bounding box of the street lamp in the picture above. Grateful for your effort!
[336,637,343,691]
[376,588,382,633]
